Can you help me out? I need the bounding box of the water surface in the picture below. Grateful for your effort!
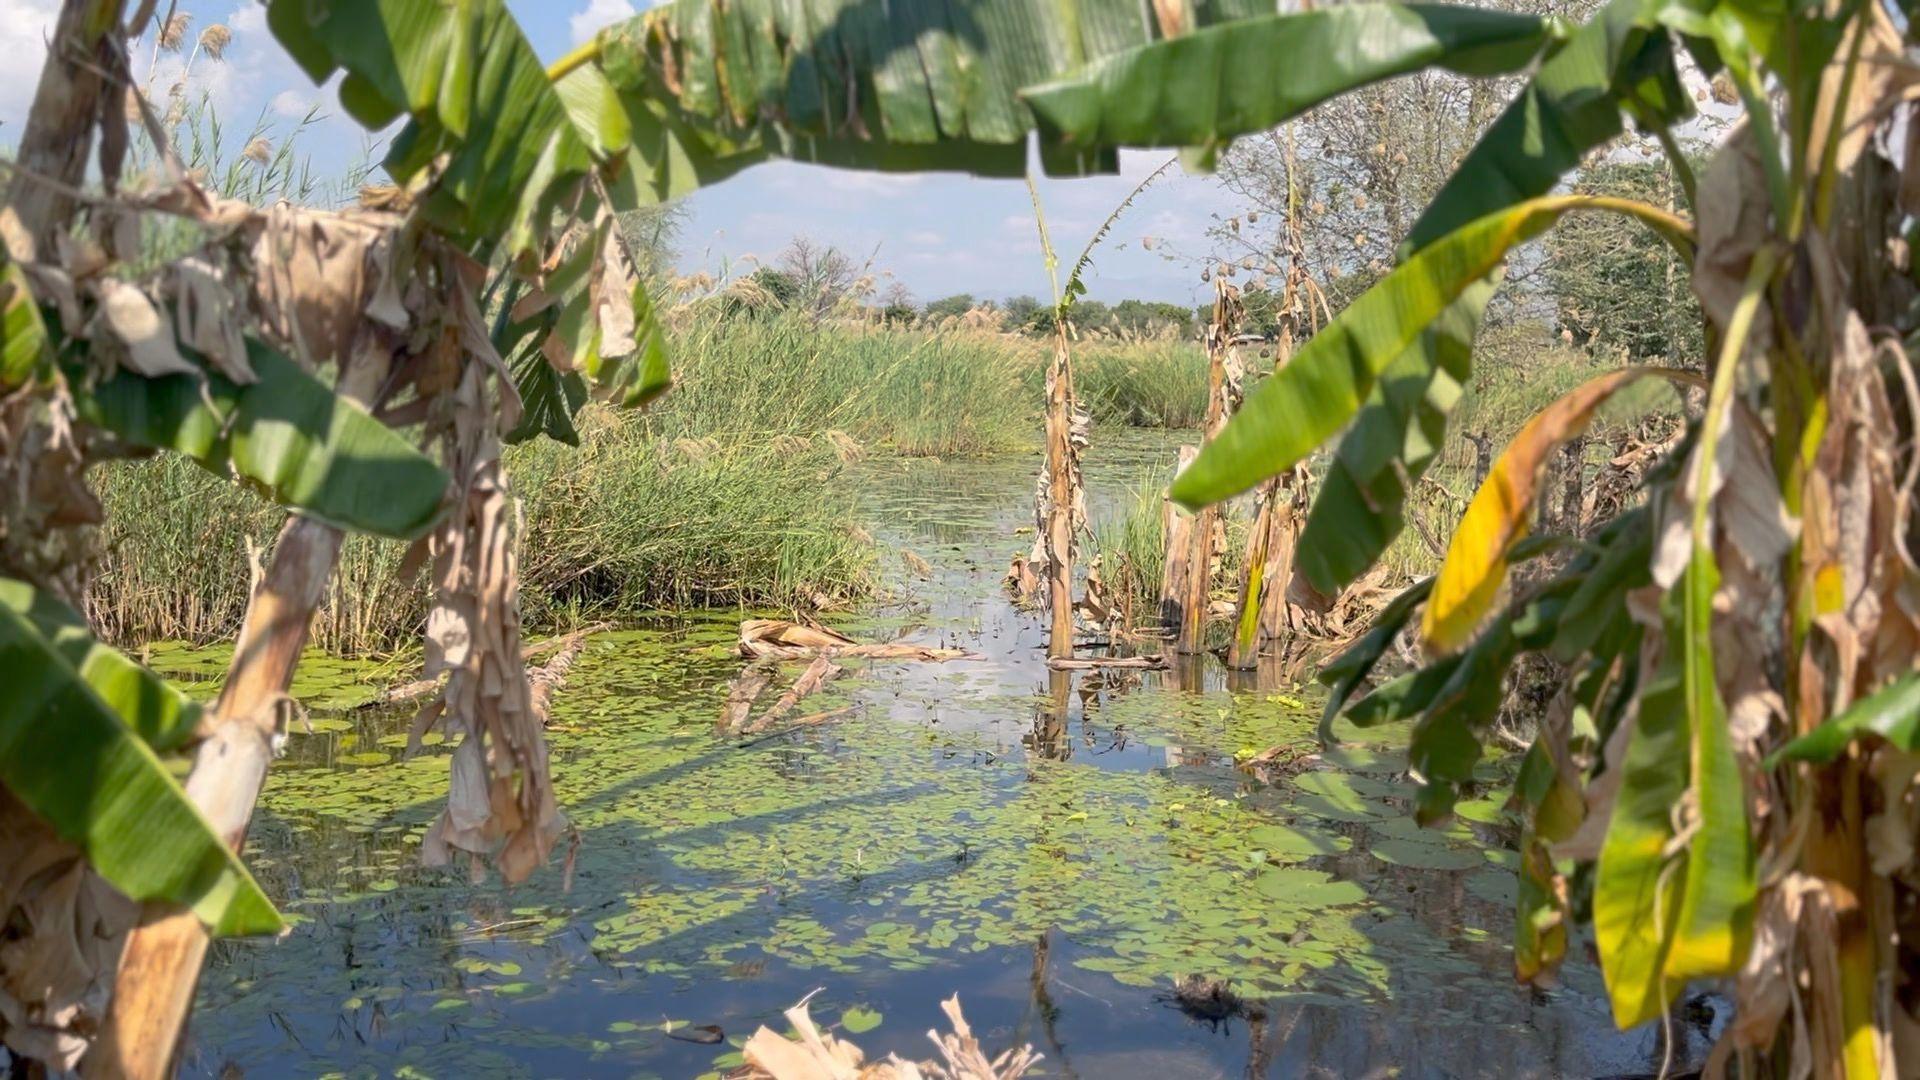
[168,431,1706,1079]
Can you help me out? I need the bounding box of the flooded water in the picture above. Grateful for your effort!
[162,432,1711,1079]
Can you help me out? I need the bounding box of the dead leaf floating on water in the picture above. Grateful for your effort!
[741,994,1039,1080]
[737,619,979,662]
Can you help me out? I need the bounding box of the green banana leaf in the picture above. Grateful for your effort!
[1169,196,1589,509]
[507,342,588,447]
[1550,507,1652,662]
[269,0,670,428]
[0,588,280,937]
[588,0,1276,196]
[74,340,449,541]
[1283,0,1688,589]
[267,0,596,251]
[1021,4,1556,150]
[1,259,51,390]
[1316,534,1565,744]
[1316,576,1434,743]
[1403,0,1689,254]
[1663,544,1752,986]
[1294,279,1494,597]
[1405,583,1570,823]
[0,579,203,753]
[1593,551,1752,1029]
[1769,670,1920,765]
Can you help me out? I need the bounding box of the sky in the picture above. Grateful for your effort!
[0,0,1248,307]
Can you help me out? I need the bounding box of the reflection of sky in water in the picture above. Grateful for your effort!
[167,431,1720,1079]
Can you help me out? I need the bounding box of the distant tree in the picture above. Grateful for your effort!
[778,236,866,317]
[1002,294,1043,328]
[923,293,978,320]
[880,281,918,326]
[746,267,800,308]
[1070,299,1111,333]
[1541,158,1700,364]
[1111,298,1193,337]
[1236,288,1282,337]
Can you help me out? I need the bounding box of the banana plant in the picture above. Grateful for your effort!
[1013,0,1909,1073]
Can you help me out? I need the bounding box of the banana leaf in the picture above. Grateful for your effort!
[1403,0,1690,254]
[1170,196,1594,509]
[0,589,280,937]
[0,579,202,753]
[1294,279,1494,597]
[267,0,596,251]
[74,339,449,541]
[1769,670,1920,765]
[1021,4,1556,150]
[588,0,1278,197]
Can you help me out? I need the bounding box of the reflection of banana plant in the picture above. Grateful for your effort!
[565,0,1912,1070]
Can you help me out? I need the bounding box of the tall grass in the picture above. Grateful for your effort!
[1090,471,1248,622]
[91,414,874,653]
[1076,340,1209,428]
[665,313,1040,455]
[89,301,1216,653]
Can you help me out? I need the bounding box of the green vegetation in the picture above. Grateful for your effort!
[90,311,1228,653]
[1077,339,1211,428]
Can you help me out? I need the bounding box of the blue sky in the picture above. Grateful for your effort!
[1,0,1246,306]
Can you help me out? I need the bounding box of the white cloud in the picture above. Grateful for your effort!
[571,0,639,45]
[904,230,942,247]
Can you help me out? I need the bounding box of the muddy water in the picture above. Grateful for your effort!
[169,432,1709,1079]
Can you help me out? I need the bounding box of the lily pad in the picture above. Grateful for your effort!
[1368,838,1482,870]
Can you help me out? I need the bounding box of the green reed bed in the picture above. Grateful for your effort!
[666,312,1038,456]
[1076,338,1209,429]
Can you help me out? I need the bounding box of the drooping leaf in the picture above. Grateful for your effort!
[1170,196,1603,509]
[74,339,449,540]
[1769,671,1920,765]
[1343,660,1461,730]
[1665,545,1752,985]
[1407,583,1571,823]
[1593,555,1752,1029]
[1317,534,1565,745]
[1295,280,1495,598]
[506,342,587,447]
[1316,577,1434,743]
[1421,367,1696,652]
[590,283,671,410]
[1021,4,1556,150]
[1403,0,1691,255]
[0,579,203,752]
[590,0,1277,199]
[267,0,596,251]
[0,594,281,937]
[1550,507,1653,662]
